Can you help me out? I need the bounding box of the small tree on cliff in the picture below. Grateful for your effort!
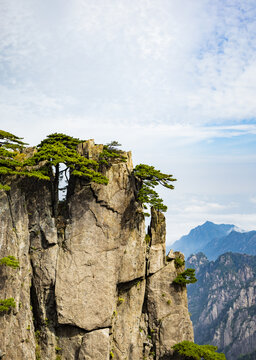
[99,140,127,166]
[0,130,48,191]
[25,133,108,215]
[133,164,176,216]
[0,130,27,150]
[173,268,197,286]
[172,341,226,360]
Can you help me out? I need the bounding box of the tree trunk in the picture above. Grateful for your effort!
[52,164,59,217]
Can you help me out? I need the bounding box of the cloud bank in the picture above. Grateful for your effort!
[1,0,256,128]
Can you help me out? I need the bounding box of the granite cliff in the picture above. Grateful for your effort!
[0,140,193,360]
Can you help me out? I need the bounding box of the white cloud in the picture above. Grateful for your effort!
[250,197,256,204]
[1,0,256,127]
[183,200,229,213]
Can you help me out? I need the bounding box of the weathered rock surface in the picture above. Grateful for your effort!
[147,255,194,359]
[0,140,193,359]
[0,184,36,360]
[147,209,166,275]
[78,329,110,360]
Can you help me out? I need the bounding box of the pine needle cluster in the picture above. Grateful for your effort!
[173,268,197,285]
[26,133,108,185]
[0,297,16,313]
[133,164,176,215]
[172,341,226,360]
[0,255,20,269]
[0,130,48,190]
[99,141,127,166]
[0,131,109,198]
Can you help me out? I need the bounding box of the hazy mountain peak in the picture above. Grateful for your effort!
[171,221,235,258]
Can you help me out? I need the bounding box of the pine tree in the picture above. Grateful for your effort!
[133,164,176,216]
[99,140,127,166]
[25,133,108,215]
[173,268,197,285]
[0,130,48,191]
[172,341,226,360]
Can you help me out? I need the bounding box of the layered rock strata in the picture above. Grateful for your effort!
[0,140,193,360]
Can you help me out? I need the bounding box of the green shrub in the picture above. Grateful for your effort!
[99,141,127,166]
[174,257,185,269]
[145,234,151,244]
[0,184,11,191]
[173,268,197,286]
[117,297,125,305]
[0,255,19,269]
[0,297,16,312]
[172,341,226,359]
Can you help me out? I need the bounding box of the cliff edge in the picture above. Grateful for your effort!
[0,140,193,360]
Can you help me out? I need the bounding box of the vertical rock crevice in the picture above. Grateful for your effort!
[6,192,19,245]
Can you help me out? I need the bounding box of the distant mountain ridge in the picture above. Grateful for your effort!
[201,229,256,260]
[170,221,256,259]
[171,221,236,258]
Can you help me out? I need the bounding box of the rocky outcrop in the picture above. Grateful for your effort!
[187,252,256,360]
[0,140,193,359]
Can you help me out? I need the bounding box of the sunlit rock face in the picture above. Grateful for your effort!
[0,140,193,360]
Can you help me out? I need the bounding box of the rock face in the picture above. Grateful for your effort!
[0,140,193,360]
[187,252,256,360]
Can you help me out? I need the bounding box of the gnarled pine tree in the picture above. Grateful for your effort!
[99,140,127,166]
[0,130,48,191]
[173,268,197,286]
[133,164,176,216]
[25,133,108,216]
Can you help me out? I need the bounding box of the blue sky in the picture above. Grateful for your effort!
[1,0,256,244]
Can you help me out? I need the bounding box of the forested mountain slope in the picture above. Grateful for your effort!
[187,252,256,360]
